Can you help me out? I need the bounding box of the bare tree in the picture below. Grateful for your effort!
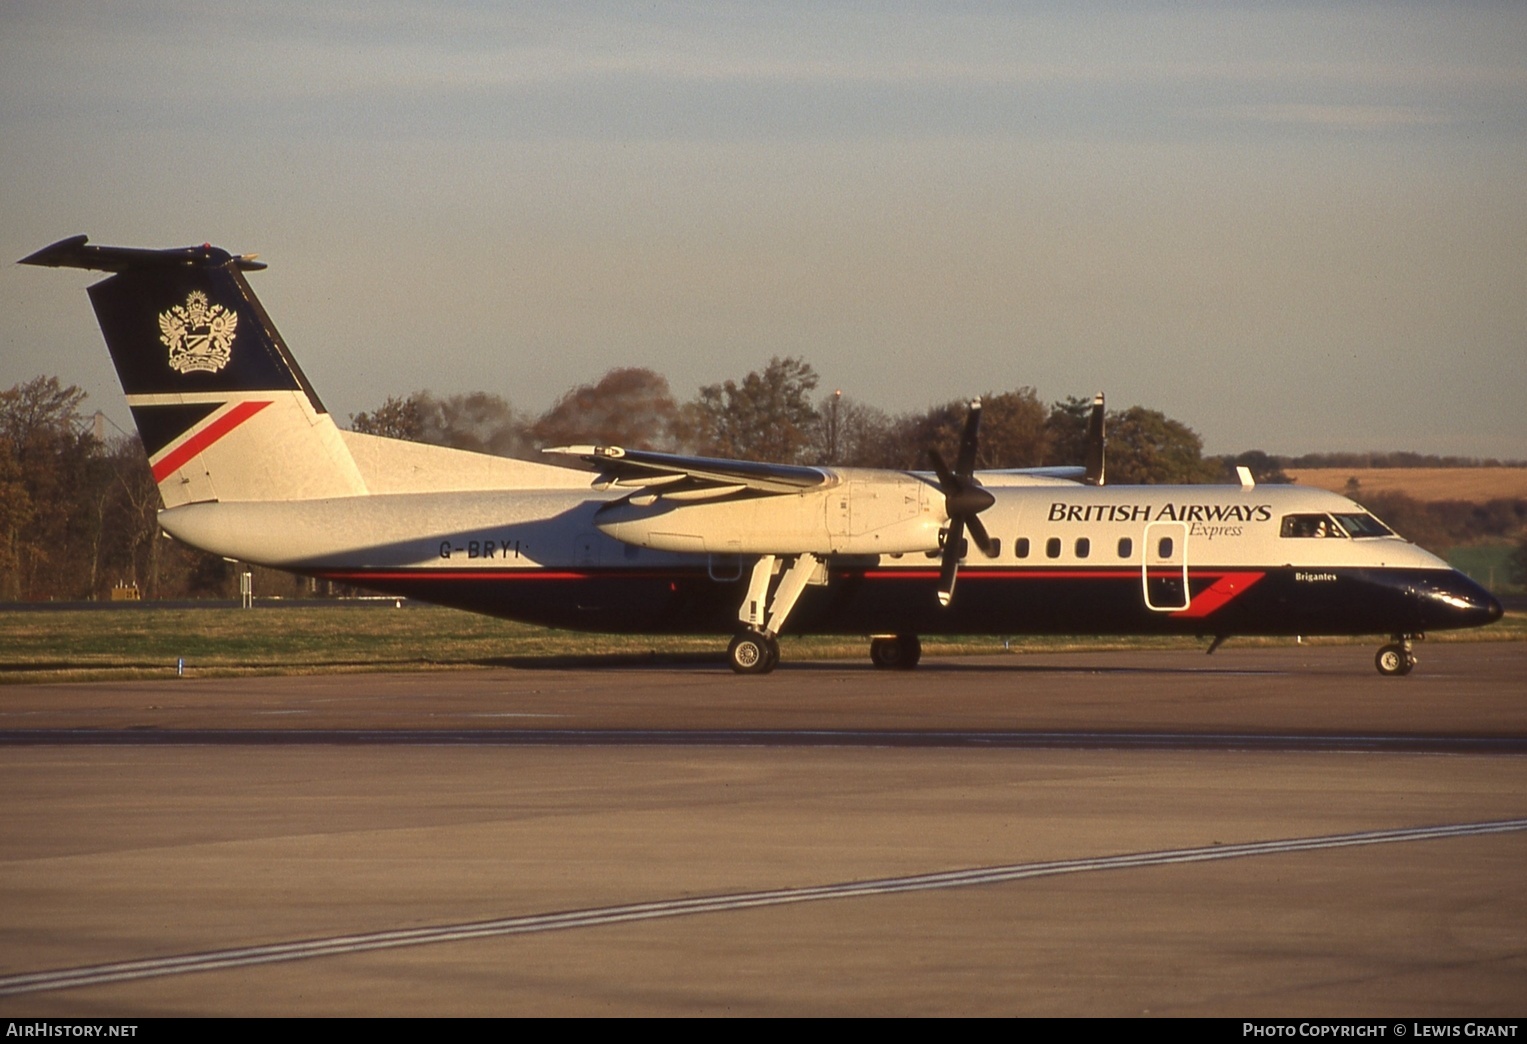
[871,387,1050,472]
[0,441,30,599]
[350,395,424,441]
[350,391,532,458]
[529,368,681,451]
[810,391,895,467]
[0,377,97,599]
[420,392,532,457]
[103,436,163,596]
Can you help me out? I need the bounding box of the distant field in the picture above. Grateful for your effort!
[1285,467,1527,502]
[1448,545,1519,593]
[0,603,1521,684]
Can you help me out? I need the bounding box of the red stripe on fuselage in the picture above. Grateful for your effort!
[151,400,272,482]
[314,565,1266,618]
[1169,571,1266,618]
[318,570,605,582]
[859,569,1140,581]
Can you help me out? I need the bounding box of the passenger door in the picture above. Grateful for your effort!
[1142,521,1190,611]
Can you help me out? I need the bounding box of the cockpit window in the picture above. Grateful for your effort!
[1332,512,1394,538]
[1280,513,1345,538]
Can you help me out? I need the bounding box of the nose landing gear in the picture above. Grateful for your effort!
[1375,634,1420,676]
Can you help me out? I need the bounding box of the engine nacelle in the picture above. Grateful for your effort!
[595,472,944,555]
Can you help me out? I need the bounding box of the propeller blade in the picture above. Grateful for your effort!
[937,516,966,607]
[928,448,955,492]
[1084,392,1106,486]
[955,399,983,477]
[966,513,997,558]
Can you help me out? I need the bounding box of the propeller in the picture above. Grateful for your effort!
[929,399,998,607]
[1083,391,1106,486]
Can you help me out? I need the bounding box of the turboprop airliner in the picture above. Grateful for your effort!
[21,236,1502,675]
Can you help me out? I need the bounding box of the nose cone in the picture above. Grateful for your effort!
[1416,571,1504,631]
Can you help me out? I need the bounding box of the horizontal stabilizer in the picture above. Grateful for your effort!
[20,235,267,273]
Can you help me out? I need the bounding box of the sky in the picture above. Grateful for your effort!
[2,1,1524,459]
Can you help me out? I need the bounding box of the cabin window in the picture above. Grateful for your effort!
[1075,537,1090,559]
[1157,536,1173,558]
[1280,514,1345,538]
[988,538,1002,558]
[1332,513,1394,538]
[1117,537,1133,559]
[1046,537,1061,559]
[1015,537,1030,559]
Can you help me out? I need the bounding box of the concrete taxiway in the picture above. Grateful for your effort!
[1,643,1524,1015]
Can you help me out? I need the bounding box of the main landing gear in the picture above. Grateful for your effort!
[869,635,922,670]
[728,630,780,674]
[723,555,929,675]
[1375,634,1420,676]
[726,553,826,674]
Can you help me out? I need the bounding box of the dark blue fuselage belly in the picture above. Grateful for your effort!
[315,565,1501,637]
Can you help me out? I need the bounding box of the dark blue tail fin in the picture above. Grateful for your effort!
[22,236,365,505]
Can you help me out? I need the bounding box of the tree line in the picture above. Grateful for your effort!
[0,377,176,602]
[1275,451,1526,470]
[352,356,1230,482]
[4,360,1525,602]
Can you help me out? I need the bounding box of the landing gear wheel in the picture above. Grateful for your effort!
[869,635,922,670]
[1375,644,1415,677]
[729,631,779,675]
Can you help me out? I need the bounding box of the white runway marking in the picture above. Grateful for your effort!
[3,818,1524,998]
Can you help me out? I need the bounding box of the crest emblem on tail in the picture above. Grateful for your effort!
[159,291,237,374]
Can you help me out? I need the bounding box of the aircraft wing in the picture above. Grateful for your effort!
[977,464,1087,485]
[543,445,837,497]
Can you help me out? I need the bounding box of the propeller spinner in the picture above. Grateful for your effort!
[929,399,998,607]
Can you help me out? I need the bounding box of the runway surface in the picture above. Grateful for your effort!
[1,643,1524,1015]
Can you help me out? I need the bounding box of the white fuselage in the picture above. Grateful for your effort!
[157,472,1448,576]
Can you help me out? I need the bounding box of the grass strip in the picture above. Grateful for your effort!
[2,603,1521,684]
